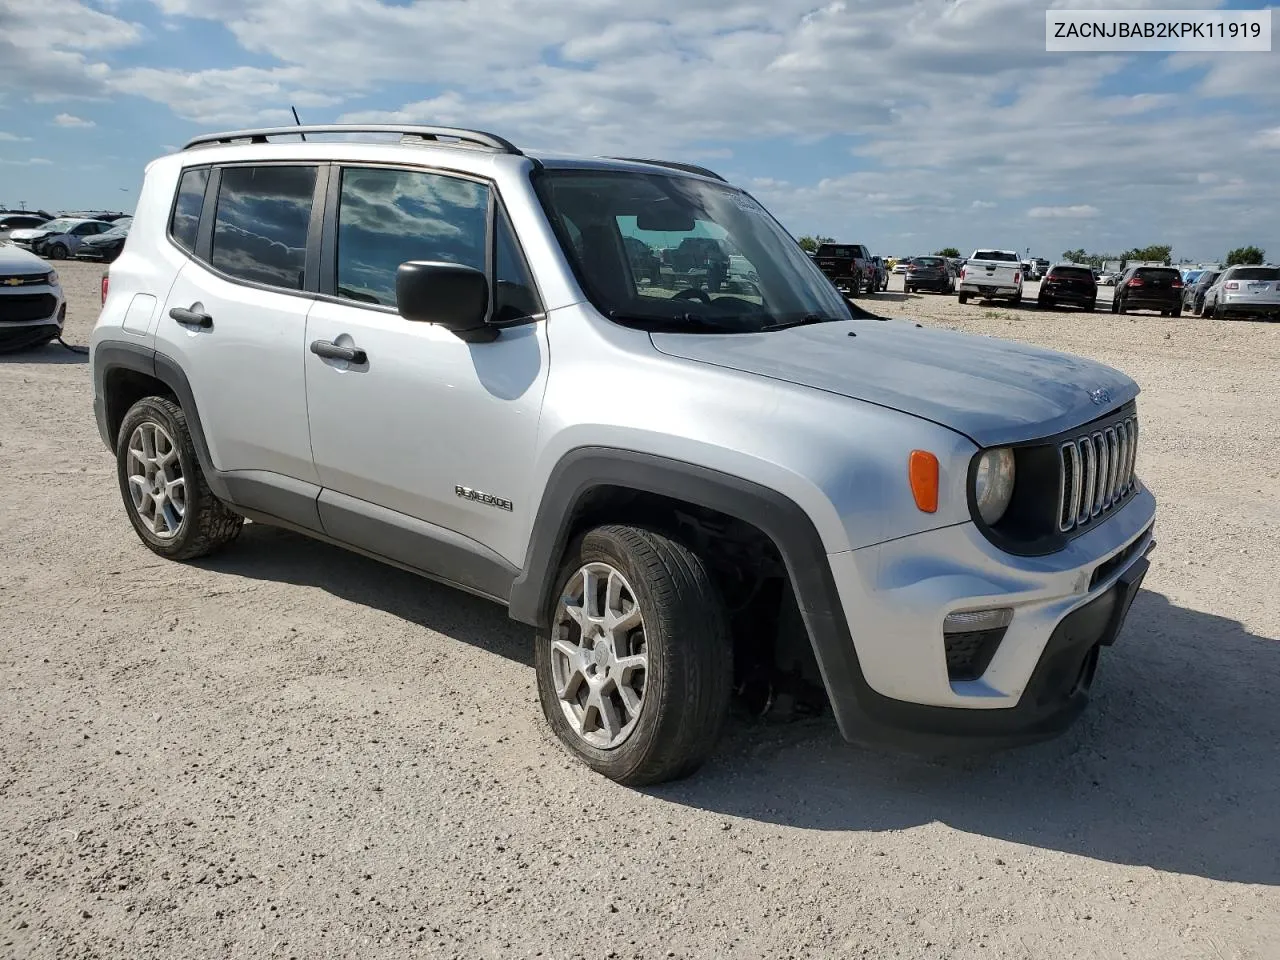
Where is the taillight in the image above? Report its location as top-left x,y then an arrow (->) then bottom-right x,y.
101,273 -> 109,305
1013,271 -> 1021,283
1224,281 -> 1239,290
1172,279 -> 1183,288
959,267 -> 967,279
1128,278 -> 1145,287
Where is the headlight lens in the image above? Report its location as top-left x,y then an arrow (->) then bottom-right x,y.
46,270 -> 59,286
974,448 -> 1016,525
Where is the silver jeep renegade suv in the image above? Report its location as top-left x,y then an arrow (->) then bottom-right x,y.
90,125 -> 1156,785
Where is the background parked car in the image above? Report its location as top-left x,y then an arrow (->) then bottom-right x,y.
622,236 -> 662,284
9,217 -> 114,259
74,219 -> 132,264
870,256 -> 889,291
34,219 -> 121,260
1111,264 -> 1184,317
1200,265 -> 1280,321
0,213 -> 50,242
1038,262 -> 1098,311
904,256 -> 956,294
1185,269 -> 1221,315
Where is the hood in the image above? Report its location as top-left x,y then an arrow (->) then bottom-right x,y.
7,228 -> 53,241
650,317 -> 1138,448
0,243 -> 53,275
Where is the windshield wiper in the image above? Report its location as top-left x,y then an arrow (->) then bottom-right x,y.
765,313 -> 848,330
607,309 -> 751,333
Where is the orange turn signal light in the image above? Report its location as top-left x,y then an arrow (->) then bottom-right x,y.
909,450 -> 939,513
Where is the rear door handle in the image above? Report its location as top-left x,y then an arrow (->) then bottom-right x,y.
310,339 -> 367,364
170,305 -> 213,328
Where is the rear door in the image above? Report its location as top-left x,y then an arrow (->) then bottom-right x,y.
154,162 -> 325,524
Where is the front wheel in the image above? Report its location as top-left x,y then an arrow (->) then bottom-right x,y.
116,397 -> 244,561
48,243 -> 68,260
535,524 -> 732,786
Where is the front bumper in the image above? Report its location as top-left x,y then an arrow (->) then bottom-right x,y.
818,486 -> 1156,748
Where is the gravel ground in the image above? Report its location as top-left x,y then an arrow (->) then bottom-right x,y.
2,261 -> 1277,960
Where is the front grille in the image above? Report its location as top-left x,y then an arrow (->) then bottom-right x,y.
1057,414 -> 1139,533
0,293 -> 58,323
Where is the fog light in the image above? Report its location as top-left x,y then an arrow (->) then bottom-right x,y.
943,607 -> 1013,633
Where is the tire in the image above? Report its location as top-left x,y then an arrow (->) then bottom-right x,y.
1172,306 -> 1182,318
535,524 -> 732,787
48,243 -> 68,260
1038,296 -> 1051,308
958,293 -> 969,304
905,285 -> 914,294
1086,303 -> 1096,312
116,396 -> 244,561
1213,302 -> 1226,321
1117,297 -> 1127,315
1010,291 -> 1022,304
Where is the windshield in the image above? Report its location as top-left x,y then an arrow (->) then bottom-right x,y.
534,169 -> 852,333
1231,267 -> 1280,281
39,219 -> 76,233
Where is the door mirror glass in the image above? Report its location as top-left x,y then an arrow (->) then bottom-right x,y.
396,261 -> 489,330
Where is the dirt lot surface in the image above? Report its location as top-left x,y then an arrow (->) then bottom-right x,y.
2,261 -> 1278,960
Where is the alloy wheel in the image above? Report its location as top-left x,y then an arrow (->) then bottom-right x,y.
125,421 -> 186,539
551,562 -> 648,749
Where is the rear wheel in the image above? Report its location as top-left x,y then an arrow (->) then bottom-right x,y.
1010,291 -> 1022,304
1172,305 -> 1182,318
958,292 -> 969,304
1213,302 -> 1227,321
116,397 -> 244,561
535,524 -> 732,786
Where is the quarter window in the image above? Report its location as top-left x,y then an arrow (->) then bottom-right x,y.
210,165 -> 317,290
170,167 -> 208,252
335,166 -> 487,307
494,205 -> 541,322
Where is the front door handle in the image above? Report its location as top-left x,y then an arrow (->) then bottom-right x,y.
310,339 -> 367,364
170,305 -> 213,328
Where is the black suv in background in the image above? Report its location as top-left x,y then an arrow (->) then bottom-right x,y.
1111,265 -> 1184,316
904,256 -> 955,294
1037,263 -> 1098,311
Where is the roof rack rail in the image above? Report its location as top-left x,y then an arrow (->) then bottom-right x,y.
608,157 -> 727,182
182,124 -> 523,155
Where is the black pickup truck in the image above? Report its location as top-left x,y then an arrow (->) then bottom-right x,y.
814,242 -> 875,296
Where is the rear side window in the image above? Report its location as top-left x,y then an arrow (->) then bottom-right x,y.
211,165 -> 317,290
335,166 -> 487,306
170,167 -> 209,252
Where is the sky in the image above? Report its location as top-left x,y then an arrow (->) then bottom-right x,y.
0,0 -> 1276,262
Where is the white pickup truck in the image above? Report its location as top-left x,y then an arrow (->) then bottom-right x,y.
957,249 -> 1024,304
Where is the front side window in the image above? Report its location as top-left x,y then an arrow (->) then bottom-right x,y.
335,166 -> 487,307
535,170 -> 850,333
170,168 -> 208,251
210,165 -> 317,290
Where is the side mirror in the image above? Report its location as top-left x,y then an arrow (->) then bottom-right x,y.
396,261 -> 489,331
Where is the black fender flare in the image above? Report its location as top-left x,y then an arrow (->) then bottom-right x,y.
507,447 -> 878,738
93,340 -> 229,500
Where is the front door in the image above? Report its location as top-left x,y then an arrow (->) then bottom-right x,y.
304,164 -> 548,572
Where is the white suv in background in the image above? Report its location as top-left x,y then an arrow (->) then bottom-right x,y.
90,124 -> 1157,785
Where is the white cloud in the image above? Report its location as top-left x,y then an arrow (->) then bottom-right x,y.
52,113 -> 95,128
971,200 -> 997,210
0,158 -> 54,166
0,132 -> 32,142
1028,205 -> 1100,220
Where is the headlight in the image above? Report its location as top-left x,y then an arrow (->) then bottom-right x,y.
46,270 -> 59,286
974,447 -> 1016,525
